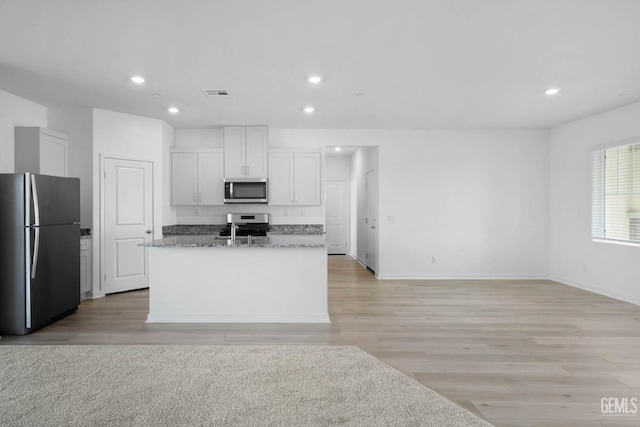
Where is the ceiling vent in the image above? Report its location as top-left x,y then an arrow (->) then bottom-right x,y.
203,89 -> 229,97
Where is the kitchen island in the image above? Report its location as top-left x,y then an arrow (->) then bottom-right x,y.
142,235 -> 329,323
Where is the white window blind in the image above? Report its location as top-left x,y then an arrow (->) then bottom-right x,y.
592,142 -> 640,244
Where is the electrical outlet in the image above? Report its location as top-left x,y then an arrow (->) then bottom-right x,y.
432,256 -> 437,263
583,264 -> 588,272
301,209 -> 306,216
284,209 -> 289,216
195,208 -> 201,216
388,215 -> 395,222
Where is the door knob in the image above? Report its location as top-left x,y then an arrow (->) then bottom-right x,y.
146,230 -> 152,234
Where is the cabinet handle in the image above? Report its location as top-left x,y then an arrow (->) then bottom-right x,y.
242,165 -> 245,175
246,165 -> 250,176
194,193 -> 197,203
294,193 -> 298,202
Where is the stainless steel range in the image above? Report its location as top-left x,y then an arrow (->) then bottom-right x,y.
219,213 -> 270,237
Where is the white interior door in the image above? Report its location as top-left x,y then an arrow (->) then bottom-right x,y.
366,169 -> 378,273
104,158 -> 153,294
325,179 -> 348,255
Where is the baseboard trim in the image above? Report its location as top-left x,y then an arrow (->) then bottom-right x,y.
376,273 -> 548,280
146,313 -> 331,324
549,275 -> 640,306
351,254 -> 367,269
86,291 -> 105,299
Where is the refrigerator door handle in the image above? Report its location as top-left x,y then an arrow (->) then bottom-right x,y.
31,227 -> 40,279
31,175 -> 40,227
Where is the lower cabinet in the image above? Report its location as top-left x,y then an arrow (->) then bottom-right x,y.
80,237 -> 92,298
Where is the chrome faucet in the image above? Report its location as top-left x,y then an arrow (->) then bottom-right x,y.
230,222 -> 239,243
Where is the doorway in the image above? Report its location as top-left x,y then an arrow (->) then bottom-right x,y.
325,179 -> 349,255
365,168 -> 378,274
325,146 -> 378,276
101,157 -> 154,294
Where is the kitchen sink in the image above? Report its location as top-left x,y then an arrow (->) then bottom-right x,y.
210,236 -> 264,244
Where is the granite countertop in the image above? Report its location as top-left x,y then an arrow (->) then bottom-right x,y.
142,234 -> 325,248
162,224 -> 324,236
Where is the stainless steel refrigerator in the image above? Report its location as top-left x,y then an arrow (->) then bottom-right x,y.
0,173 -> 80,335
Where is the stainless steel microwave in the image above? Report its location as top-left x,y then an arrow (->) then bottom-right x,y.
224,178 -> 268,204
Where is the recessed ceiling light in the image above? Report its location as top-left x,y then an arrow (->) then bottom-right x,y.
334,147 -> 342,152
131,76 -> 145,84
544,88 -> 561,95
304,106 -> 315,113
308,76 -> 322,84
168,107 -> 179,114
152,94 -> 161,98
355,93 -> 366,97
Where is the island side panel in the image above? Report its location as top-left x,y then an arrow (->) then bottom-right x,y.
147,246 -> 329,323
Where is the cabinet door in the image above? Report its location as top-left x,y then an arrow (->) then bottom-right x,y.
80,248 -> 91,294
39,133 -> 68,177
223,126 -> 246,178
294,152 -> 322,205
80,237 -> 92,296
171,152 -> 198,205
268,152 -> 295,205
245,126 -> 268,178
198,152 -> 224,205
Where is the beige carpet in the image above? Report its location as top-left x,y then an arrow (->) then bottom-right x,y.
0,345 -> 492,426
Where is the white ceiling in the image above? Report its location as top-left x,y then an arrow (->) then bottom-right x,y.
1,0 -> 639,129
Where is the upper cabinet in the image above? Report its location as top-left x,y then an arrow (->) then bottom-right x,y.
15,127 -> 69,177
294,152 -> 322,205
171,150 -> 224,205
223,126 -> 268,178
268,151 -> 321,206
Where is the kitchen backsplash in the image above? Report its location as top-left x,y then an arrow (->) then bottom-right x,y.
162,224 -> 226,236
173,205 -> 325,226
163,224 -> 324,236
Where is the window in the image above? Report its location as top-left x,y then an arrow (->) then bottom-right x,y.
592,142 -> 640,244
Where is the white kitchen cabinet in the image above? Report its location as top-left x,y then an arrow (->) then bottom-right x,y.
15,127 -> 69,177
268,151 -> 321,206
294,152 -> 322,205
80,237 -> 92,298
268,152 -> 294,205
223,126 -> 268,178
171,150 -> 224,205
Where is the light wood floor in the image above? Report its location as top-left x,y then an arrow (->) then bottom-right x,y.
2,256 -> 639,426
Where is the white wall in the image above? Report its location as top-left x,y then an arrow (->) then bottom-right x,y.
325,154 -> 352,180
174,128 -> 223,149
549,101 -> 640,305
272,129 -> 550,279
162,121 -> 176,227
92,108 -> 173,297
48,107 -> 93,228
0,89 -> 47,173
